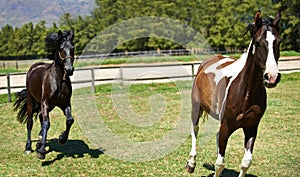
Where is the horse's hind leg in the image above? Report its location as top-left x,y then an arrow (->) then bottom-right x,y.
58,105 -> 74,144
25,117 -> 33,154
25,96 -> 34,154
238,126 -> 258,177
186,99 -> 203,173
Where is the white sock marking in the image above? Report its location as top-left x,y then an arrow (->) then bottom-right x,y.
241,148 -> 252,168
189,124 -> 197,157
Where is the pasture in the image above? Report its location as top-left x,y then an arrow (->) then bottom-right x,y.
0,72 -> 299,176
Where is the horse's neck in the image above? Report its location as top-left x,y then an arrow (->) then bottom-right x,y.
51,57 -> 65,82
242,52 -> 263,91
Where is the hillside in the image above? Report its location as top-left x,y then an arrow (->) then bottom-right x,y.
0,0 -> 95,27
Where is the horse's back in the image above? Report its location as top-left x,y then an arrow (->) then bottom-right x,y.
196,55 -> 236,74
26,62 -> 52,102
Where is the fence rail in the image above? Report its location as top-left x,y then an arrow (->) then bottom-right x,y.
1,59 -> 300,103
0,62 -> 201,102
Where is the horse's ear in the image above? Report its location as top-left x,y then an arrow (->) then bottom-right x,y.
57,30 -> 63,40
70,28 -> 74,41
254,10 -> 262,29
273,11 -> 281,30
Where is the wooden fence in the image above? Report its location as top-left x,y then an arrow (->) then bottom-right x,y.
0,62 -> 200,103
1,59 -> 300,103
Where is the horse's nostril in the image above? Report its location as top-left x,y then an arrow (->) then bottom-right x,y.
264,73 -> 269,80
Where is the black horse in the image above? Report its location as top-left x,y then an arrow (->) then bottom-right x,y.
14,29 -> 75,159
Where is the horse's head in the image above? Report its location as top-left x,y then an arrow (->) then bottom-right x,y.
45,29 -> 75,76
248,10 -> 281,88
57,29 -> 75,76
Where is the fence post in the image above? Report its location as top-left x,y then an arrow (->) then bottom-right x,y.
119,66 -> 124,86
91,68 -> 95,93
6,73 -> 11,102
15,59 -> 18,70
191,63 -> 195,79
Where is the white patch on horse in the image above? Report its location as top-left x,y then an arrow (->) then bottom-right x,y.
214,152 -> 225,177
217,41 -> 253,120
265,31 -> 279,77
216,153 -> 224,165
252,45 -> 255,54
189,124 -> 197,157
204,44 -> 251,120
204,58 -> 235,85
241,148 -> 252,168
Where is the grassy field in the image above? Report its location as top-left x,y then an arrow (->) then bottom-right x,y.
0,73 -> 299,176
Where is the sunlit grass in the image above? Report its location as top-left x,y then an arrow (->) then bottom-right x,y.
0,73 -> 299,176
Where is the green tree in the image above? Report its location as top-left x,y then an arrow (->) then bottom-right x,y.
274,0 -> 300,51
0,25 -> 15,56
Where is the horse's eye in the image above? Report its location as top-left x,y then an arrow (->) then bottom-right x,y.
276,39 -> 281,45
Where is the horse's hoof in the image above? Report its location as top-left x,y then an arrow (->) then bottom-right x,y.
186,162 -> 195,173
36,152 -> 45,159
24,150 -> 32,155
58,133 -> 68,144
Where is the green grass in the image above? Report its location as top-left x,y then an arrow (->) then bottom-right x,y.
280,50 -> 300,56
0,73 -> 299,176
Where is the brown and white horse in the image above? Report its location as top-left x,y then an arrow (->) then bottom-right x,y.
186,10 -> 281,177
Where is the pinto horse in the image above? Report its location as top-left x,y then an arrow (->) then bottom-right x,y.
14,29 -> 75,159
186,11 -> 281,177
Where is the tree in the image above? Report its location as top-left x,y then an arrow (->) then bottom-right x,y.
273,0 -> 300,51
0,0 -> 298,57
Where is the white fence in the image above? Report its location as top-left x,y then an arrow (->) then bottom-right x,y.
1,58 -> 300,103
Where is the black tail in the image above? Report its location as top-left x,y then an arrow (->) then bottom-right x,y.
13,89 -> 39,124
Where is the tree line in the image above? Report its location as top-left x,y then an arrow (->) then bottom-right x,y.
0,0 -> 299,59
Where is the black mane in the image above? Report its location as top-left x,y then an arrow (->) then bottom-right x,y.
244,17 -> 275,37
45,30 -> 73,60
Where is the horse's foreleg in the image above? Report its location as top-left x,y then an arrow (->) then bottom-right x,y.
238,126 -> 258,177
59,106 -> 74,144
38,114 -> 50,140
36,102 -> 50,159
214,124 -> 231,177
186,101 -> 202,173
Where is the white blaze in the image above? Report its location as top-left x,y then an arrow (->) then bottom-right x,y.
265,31 -> 279,77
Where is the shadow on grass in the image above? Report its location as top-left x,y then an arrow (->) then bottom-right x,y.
202,163 -> 258,177
42,139 -> 104,166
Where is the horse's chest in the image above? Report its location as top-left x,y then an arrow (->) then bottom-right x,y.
49,82 -> 71,101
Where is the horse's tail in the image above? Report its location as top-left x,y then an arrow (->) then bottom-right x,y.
201,111 -> 209,123
13,89 -> 39,124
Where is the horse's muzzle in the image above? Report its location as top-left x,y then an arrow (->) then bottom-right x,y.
64,66 -> 74,76
263,73 -> 281,88
64,58 -> 74,76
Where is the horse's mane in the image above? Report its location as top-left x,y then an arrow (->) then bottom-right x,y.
45,30 -> 72,60
243,17 -> 275,37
